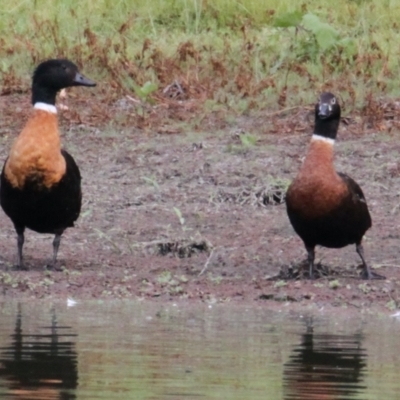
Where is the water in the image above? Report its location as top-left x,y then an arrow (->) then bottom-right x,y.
0,301 -> 398,399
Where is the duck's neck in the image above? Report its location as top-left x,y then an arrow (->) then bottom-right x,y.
34,102 -> 57,114
314,117 -> 340,140
301,134 -> 335,173
310,134 -> 335,147
31,84 -> 57,107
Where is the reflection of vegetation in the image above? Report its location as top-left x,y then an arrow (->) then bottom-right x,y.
75,302 -> 290,399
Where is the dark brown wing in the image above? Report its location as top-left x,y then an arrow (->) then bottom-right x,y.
338,172 -> 368,206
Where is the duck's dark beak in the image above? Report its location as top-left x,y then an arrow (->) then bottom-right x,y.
318,103 -> 331,119
73,72 -> 96,87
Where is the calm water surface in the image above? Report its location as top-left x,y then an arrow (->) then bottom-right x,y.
0,300 -> 398,399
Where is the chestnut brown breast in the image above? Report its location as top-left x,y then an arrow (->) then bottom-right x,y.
4,109 -> 66,189
286,139 -> 347,218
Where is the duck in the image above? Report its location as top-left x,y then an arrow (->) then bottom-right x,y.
285,92 -> 384,280
0,59 -> 96,270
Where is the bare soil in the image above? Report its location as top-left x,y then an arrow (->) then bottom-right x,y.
0,91 -> 400,312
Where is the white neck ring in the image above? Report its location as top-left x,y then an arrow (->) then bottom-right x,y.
311,134 -> 335,145
34,102 -> 57,114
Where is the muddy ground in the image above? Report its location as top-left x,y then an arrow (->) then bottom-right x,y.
0,90 -> 400,311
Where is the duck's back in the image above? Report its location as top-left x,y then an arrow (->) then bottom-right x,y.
0,149 -> 81,234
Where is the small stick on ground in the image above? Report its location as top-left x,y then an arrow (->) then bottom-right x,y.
198,248 -> 215,276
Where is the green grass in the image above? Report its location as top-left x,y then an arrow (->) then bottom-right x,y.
1,0 -> 400,118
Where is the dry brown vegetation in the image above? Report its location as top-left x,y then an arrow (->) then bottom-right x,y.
2,1 -> 400,134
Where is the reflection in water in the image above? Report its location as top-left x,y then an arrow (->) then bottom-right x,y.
0,305 -> 78,400
0,302 -> 398,399
284,319 -> 367,400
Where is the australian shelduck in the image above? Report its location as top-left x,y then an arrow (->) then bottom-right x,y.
0,59 -> 96,270
285,92 -> 384,280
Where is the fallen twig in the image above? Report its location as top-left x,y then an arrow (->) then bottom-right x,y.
198,248 -> 215,276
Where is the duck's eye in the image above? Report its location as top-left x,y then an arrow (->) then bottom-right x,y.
331,97 -> 336,104
61,64 -> 67,71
